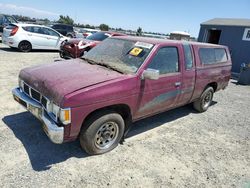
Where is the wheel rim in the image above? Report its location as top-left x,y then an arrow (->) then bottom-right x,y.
94,121 -> 119,150
202,91 -> 212,108
20,42 -> 31,52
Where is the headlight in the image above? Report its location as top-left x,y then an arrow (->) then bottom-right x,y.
19,78 -> 24,90
47,102 -> 71,125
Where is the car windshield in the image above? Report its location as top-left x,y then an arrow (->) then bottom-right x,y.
82,38 -> 154,74
86,32 -> 110,41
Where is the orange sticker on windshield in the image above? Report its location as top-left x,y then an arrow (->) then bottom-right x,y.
129,47 -> 143,56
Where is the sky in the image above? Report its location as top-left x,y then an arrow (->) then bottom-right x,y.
0,0 -> 249,37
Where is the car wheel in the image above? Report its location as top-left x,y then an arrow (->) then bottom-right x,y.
193,87 -> 214,112
59,51 -> 65,58
80,111 -> 125,155
18,41 -> 32,52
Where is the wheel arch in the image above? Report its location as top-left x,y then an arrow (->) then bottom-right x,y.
81,104 -> 133,134
206,82 -> 217,92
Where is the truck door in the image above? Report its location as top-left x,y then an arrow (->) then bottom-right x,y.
135,44 -> 183,118
177,43 -> 196,106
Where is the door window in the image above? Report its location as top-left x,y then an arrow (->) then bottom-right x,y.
23,26 -> 45,35
148,47 -> 179,74
42,28 -> 59,37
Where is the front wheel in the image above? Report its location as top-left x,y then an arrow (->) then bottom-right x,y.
193,87 -> 214,112
59,51 -> 65,59
80,111 -> 125,155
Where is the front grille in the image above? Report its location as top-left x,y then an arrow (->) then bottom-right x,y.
23,83 -> 29,95
20,81 -> 58,123
31,88 -> 41,102
41,96 -> 47,108
22,82 -> 42,103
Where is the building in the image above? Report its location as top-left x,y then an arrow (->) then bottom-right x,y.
198,18 -> 250,74
170,31 -> 190,41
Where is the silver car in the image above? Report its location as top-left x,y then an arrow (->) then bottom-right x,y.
2,23 -> 68,52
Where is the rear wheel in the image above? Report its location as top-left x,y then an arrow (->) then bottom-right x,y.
80,111 -> 125,155
18,41 -> 32,52
193,87 -> 214,112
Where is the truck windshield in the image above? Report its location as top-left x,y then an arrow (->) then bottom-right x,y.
82,38 -> 154,74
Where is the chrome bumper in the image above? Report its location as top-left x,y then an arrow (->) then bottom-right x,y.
12,88 -> 64,144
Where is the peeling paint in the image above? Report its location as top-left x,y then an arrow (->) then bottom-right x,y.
139,88 -> 193,113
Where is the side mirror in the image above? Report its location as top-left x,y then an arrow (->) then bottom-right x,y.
142,68 -> 160,80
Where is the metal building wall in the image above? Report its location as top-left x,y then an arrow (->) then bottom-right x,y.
198,25 -> 250,73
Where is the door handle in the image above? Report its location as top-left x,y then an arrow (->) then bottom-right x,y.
175,82 -> 181,87
28,34 -> 32,36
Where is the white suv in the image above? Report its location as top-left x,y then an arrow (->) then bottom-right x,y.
2,23 -> 68,52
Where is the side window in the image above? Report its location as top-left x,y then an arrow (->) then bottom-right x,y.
43,28 -> 59,37
22,26 -> 33,32
148,47 -> 179,74
215,48 -> 227,62
36,27 -> 45,35
183,44 -> 193,70
199,48 -> 228,64
27,26 -> 44,34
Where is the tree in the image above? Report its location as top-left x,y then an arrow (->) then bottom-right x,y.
58,15 -> 74,25
136,27 -> 143,36
99,24 -> 109,31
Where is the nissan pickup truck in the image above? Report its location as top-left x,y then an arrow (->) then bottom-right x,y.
12,36 -> 232,155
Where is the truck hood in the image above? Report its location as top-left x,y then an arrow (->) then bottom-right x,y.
19,59 -> 125,105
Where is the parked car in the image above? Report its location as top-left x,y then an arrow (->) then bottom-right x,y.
2,23 -> 68,52
0,14 -> 18,39
50,23 -> 75,38
12,36 -> 232,155
59,31 -> 126,59
75,27 -> 100,38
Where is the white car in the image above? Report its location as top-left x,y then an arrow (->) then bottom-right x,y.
2,23 -> 68,52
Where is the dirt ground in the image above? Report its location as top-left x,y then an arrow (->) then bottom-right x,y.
0,42 -> 249,188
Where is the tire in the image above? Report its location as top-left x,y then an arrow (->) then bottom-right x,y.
59,51 -> 65,59
18,41 -> 32,52
80,111 -> 125,155
193,87 -> 214,112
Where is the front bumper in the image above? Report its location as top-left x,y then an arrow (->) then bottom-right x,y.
12,88 -> 64,144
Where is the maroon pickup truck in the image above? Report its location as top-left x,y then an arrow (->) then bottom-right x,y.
12,36 -> 231,155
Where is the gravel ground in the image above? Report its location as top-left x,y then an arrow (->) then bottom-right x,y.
0,42 -> 249,188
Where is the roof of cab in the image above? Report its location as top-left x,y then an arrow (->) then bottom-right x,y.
113,35 -> 226,48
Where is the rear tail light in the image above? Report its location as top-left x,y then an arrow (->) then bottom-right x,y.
83,33 -> 88,37
10,26 -> 19,36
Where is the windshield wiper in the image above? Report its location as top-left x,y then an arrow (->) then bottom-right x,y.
82,57 -> 124,74
81,57 -> 98,65
97,62 -> 125,74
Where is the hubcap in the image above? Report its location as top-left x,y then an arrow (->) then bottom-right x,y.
95,122 -> 119,149
202,91 -> 212,108
20,42 -> 30,51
